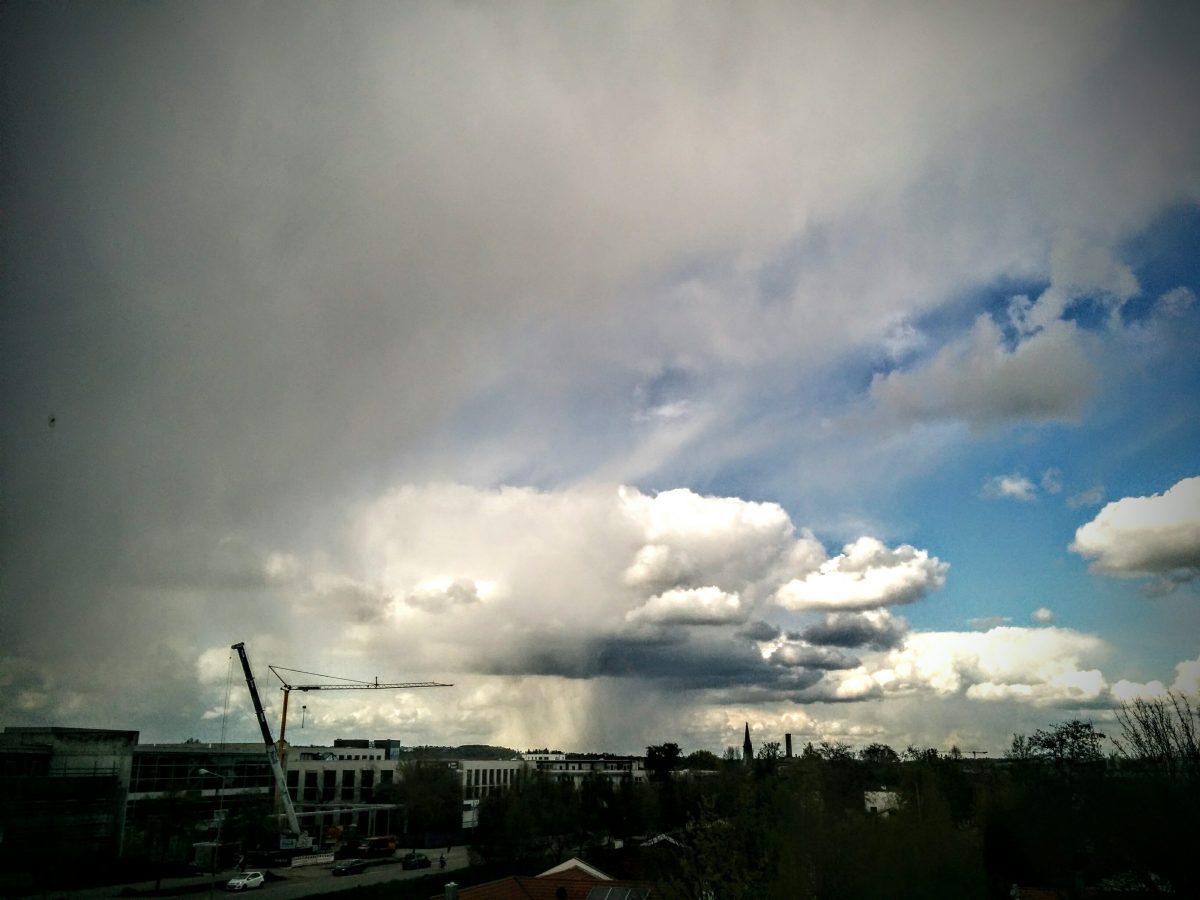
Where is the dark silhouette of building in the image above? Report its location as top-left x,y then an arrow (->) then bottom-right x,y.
743,723 -> 753,764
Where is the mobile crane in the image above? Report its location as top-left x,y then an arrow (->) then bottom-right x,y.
231,642 -> 311,848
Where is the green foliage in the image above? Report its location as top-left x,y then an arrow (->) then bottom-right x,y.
475,769 -> 618,864
122,789 -> 205,889
468,714 -> 1200,896
683,749 -> 721,770
816,740 -> 854,761
655,752 -> 986,899
902,745 -> 940,763
859,742 -> 900,765
376,761 -> 461,835
646,742 -> 683,781
1030,720 -> 1105,763
1007,720 -> 1105,765
1005,733 -> 1033,760
756,741 -> 782,761
220,797 -> 276,850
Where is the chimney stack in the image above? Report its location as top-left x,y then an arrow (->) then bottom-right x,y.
785,733 -> 793,758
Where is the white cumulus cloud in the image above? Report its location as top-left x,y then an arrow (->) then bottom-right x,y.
625,586 -> 745,627
1172,655 -> 1200,696
1070,476 -> 1200,579
983,473 -> 1039,502
819,626 -> 1109,707
773,537 -> 948,612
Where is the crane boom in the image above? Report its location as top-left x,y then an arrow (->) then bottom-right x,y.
284,681 -> 452,691
267,665 -> 451,752
231,642 -> 304,839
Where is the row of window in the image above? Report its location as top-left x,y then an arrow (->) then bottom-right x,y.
464,766 -> 520,788
129,754 -> 272,794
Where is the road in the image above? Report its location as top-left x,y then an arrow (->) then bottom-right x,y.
61,847 -> 470,900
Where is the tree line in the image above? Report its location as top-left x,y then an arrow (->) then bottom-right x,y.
473,693 -> 1199,899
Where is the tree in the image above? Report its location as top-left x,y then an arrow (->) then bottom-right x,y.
1113,692 -> 1199,780
859,743 -> 900,765
756,741 -> 782,761
646,742 -> 683,781
1005,733 -> 1034,761
817,740 -> 854,761
1006,722 -> 1105,764
684,749 -> 721,770
376,761 -> 461,838
904,745 -> 940,763
1110,693 -> 1200,896
1031,720 -> 1105,763
123,789 -> 203,889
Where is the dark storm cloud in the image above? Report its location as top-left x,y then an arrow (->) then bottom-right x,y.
737,620 -> 781,642
797,612 -> 909,650
481,631 -> 826,693
769,644 -> 861,671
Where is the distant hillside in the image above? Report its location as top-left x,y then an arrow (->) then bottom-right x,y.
396,744 -> 521,760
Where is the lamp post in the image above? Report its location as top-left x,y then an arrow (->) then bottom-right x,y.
198,769 -> 228,900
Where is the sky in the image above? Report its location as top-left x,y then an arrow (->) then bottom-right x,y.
2,1 -> 1198,758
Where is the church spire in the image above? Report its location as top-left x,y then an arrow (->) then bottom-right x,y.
743,722 -> 753,764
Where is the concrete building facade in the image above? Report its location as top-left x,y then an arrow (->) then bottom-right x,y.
0,726 -> 138,872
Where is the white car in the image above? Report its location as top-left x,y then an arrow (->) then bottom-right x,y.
225,871 -> 265,891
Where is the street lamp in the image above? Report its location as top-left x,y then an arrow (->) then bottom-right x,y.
197,769 -> 228,900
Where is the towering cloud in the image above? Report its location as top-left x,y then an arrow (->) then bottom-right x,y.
2,1 -> 1197,753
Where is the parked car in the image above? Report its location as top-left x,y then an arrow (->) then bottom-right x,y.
332,858 -> 367,876
401,852 -> 432,870
225,871 -> 265,891
333,856 -> 397,876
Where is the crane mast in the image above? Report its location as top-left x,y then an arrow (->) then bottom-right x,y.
231,642 -> 305,841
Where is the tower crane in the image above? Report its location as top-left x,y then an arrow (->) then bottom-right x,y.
267,665 -> 453,764
232,643 -> 452,848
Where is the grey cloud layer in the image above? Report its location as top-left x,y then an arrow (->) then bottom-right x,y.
797,611 -> 909,651
3,1 -> 1199,748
